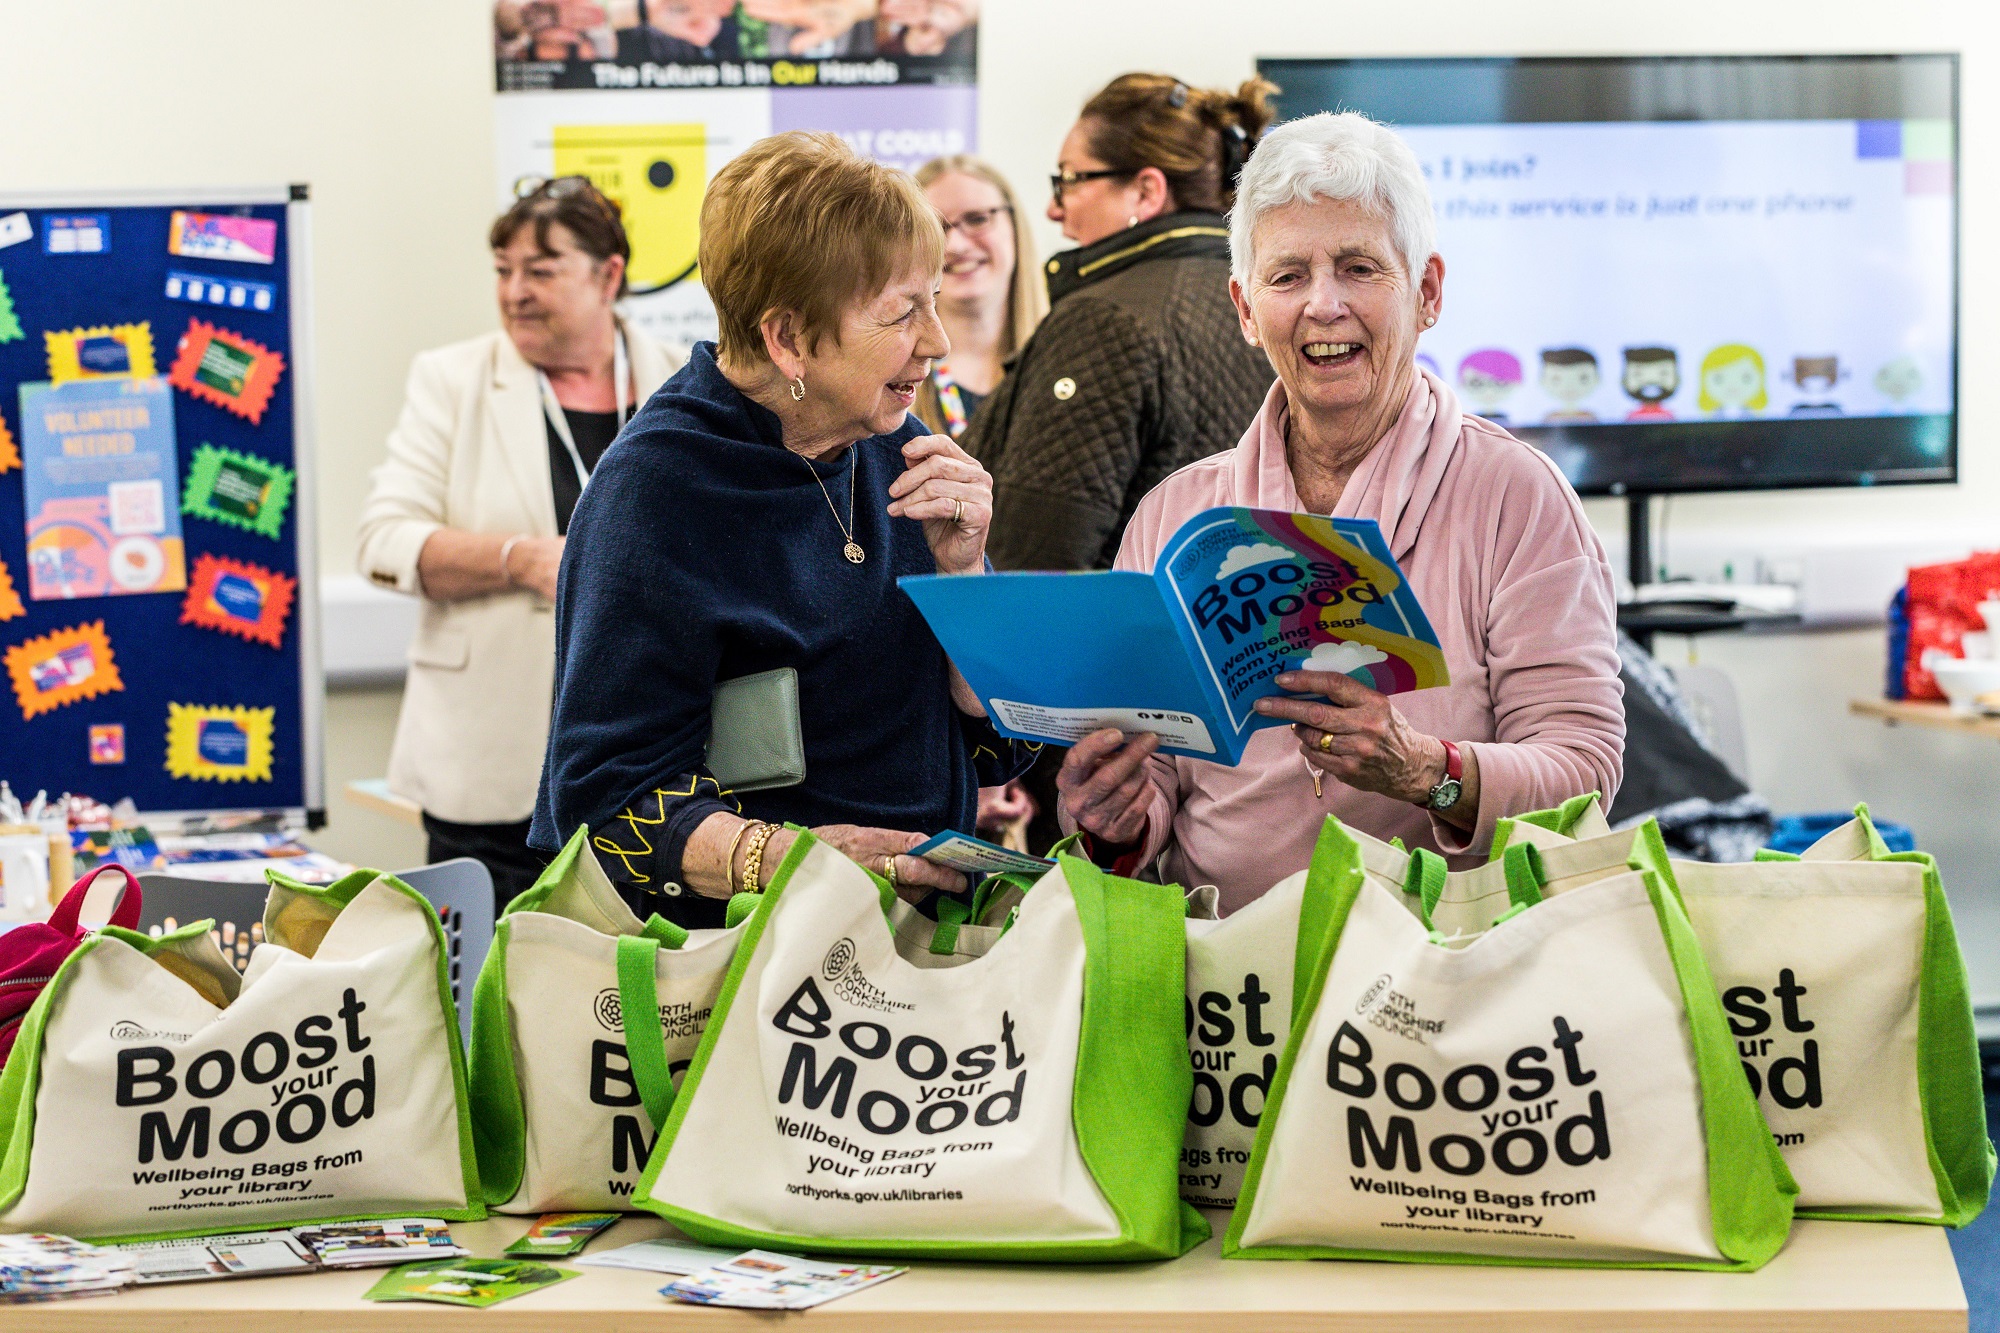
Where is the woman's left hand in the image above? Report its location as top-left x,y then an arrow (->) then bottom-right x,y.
888,433 -> 992,576
1253,669 -> 1446,804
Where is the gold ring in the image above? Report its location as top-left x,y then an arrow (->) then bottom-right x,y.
952,499 -> 966,525
1316,732 -> 1335,754
884,855 -> 900,889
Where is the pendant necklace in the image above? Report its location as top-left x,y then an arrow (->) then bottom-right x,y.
801,451 -> 865,564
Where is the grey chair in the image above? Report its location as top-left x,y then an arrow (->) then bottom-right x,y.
137,858 -> 496,1048
392,857 -> 497,1047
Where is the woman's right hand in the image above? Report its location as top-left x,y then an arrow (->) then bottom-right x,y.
1056,729 -> 1161,848
761,825 -> 969,903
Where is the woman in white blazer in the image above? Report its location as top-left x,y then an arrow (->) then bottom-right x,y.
358,178 -> 683,911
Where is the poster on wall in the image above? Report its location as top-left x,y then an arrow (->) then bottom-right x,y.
493,1 -> 977,347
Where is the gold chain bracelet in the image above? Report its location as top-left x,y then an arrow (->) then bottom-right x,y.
741,822 -> 779,894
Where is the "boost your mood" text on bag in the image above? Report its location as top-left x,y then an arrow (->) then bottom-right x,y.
1227,817 -> 1795,1269
632,830 -> 1206,1261
0,867 -> 483,1240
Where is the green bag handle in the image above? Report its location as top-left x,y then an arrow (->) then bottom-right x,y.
929,894 -> 971,955
724,891 -> 762,929
1401,847 -> 1449,929
615,935 -> 676,1132
641,913 -> 689,948
1502,841 -> 1546,911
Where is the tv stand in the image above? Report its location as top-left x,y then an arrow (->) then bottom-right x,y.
1616,494 -> 1800,650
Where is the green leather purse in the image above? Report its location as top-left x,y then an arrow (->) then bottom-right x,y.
705,667 -> 806,792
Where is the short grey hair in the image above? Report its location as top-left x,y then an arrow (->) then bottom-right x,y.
1228,111 -> 1437,285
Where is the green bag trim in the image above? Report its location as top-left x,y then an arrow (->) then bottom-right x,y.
1403,847 -> 1448,928
1501,842 -> 1545,911
635,831 -> 1208,1261
1753,849 -> 1801,862
0,876 -> 489,1239
616,936 -> 676,1131
1225,817 -> 1796,1270
1864,847 -> 1992,1227
724,892 -> 762,929
1487,791 -> 1604,859
500,825 -> 590,919
468,915 -> 525,1204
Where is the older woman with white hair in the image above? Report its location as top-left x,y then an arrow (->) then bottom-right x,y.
1056,111 -> 1625,912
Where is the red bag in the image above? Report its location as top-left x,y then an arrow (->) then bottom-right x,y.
0,866 -> 142,1064
1903,553 -> 2000,701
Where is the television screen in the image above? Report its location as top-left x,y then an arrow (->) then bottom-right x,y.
1259,55 -> 1958,496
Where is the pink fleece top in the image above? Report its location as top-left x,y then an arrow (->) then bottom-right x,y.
1105,370 -> 1624,914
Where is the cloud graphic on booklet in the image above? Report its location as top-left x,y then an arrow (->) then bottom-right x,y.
1296,640 -> 1389,678
1214,541 -> 1293,580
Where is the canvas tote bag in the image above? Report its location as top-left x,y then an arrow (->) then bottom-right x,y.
1513,807 -> 1991,1225
1182,875 -> 1302,1210
469,827 -> 757,1214
1227,817 -> 1794,1269
0,867 -> 483,1240
633,830 -> 1206,1261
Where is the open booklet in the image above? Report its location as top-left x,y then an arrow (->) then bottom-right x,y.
901,508 -> 1448,764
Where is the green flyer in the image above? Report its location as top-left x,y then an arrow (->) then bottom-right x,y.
504,1213 -> 620,1257
182,442 -> 294,539
364,1258 -> 579,1308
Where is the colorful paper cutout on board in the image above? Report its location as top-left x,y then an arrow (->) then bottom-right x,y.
165,702 -> 274,782
20,378 -> 187,599
0,269 -> 21,343
167,318 -> 285,424
0,406 -> 17,473
45,322 -> 156,384
0,557 -> 22,621
89,723 -> 125,765
182,444 -> 294,539
4,622 -> 123,720
181,553 -> 296,648
165,269 -> 276,314
167,211 -> 277,265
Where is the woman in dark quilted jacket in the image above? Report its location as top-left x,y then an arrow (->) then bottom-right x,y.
963,72 -> 1279,574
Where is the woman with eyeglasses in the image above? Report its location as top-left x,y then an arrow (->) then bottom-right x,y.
911,156 -> 1047,440
357,176 -> 683,914
961,72 -> 1279,574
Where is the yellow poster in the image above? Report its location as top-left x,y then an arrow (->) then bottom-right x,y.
553,123 -> 706,293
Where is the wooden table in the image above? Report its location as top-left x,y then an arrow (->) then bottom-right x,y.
1850,697 -> 2000,741
342,778 -> 423,828
2,1212 -> 1965,1331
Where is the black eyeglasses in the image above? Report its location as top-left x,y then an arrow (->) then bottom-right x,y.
940,206 -> 1012,236
1049,168 -> 1127,204
513,174 -> 596,200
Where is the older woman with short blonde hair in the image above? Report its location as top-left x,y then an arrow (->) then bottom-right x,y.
1059,112 -> 1625,912
532,131 -> 1035,926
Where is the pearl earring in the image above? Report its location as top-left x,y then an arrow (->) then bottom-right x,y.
1127,215 -> 1138,228
1424,315 -> 1436,327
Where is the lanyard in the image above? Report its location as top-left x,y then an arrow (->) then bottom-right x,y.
932,361 -> 969,437
538,328 -> 630,493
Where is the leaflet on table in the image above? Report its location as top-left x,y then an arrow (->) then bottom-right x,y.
909,831 -> 1053,876
19,377 -> 187,600
662,1250 -> 905,1310
106,1218 -> 464,1283
900,508 -> 1448,764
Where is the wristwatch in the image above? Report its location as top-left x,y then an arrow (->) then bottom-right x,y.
1420,740 -> 1463,811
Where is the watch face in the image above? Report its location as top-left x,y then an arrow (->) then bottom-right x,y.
1427,778 -> 1463,811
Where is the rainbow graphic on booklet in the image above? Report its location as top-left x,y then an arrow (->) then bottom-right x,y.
900,508 -> 1448,766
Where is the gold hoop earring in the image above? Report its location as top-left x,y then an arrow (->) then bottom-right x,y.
789,376 -> 806,401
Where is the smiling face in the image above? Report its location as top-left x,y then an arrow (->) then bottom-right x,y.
493,221 -> 622,369
1704,357 -> 1763,411
794,256 -> 951,442
925,171 -> 1015,313
1541,359 -> 1599,406
1230,196 -> 1441,431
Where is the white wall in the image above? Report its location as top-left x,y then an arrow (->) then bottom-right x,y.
3,1 -> 1996,976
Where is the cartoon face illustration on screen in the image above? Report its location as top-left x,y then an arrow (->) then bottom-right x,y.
1620,347 -> 1679,422
1874,355 -> 1924,408
1697,344 -> 1768,416
1456,349 -> 1522,423
1786,355 -> 1846,417
1539,348 -> 1599,423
